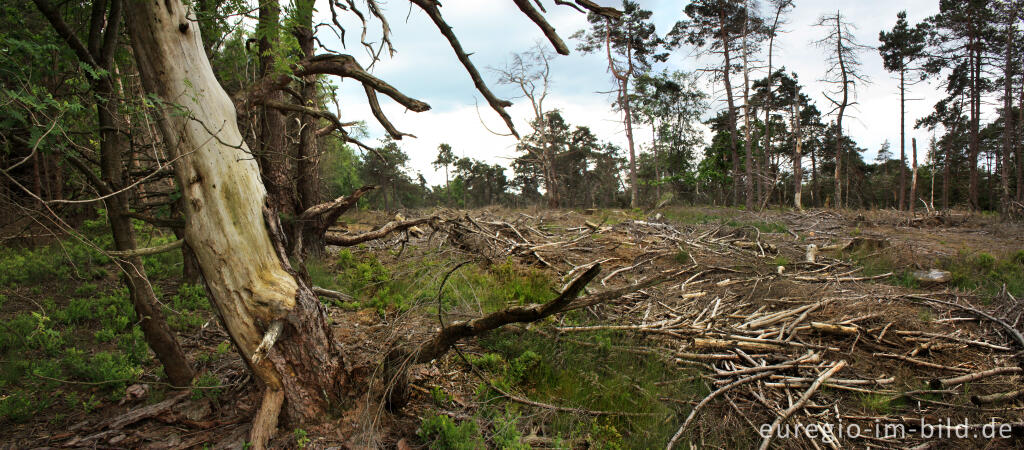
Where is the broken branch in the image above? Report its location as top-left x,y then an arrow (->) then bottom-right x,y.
413,264 -> 601,364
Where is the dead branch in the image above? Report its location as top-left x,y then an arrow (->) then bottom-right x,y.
873,352 -> 970,373
312,286 -> 356,303
666,371 -> 775,449
972,389 -> 1024,405
568,0 -> 623,18
123,211 -> 185,229
299,185 -> 376,221
105,239 -> 183,258
325,217 -> 437,246
512,0 -> 569,55
363,85 -> 413,139
250,387 -> 284,450
757,361 -> 847,450
251,320 -> 284,365
409,0 -> 519,137
412,264 -> 601,364
931,366 -> 1024,389
903,294 -> 1024,352
299,54 -> 430,112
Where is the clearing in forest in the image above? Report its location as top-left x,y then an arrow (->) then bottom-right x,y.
2,206 -> 1023,448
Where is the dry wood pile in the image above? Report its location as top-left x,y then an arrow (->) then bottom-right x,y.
56,209 -> 1022,448
426,210 -> 1024,448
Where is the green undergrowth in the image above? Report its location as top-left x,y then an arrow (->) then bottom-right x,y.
308,250 -> 553,315
661,207 -> 787,234
848,247 -> 1024,299
0,209 -> 202,425
0,286 -> 145,423
0,210 -> 183,288
941,250 -> 1024,299
417,323 -> 711,449
0,281 -> 209,424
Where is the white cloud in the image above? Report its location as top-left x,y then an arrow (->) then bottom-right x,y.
319,0 -> 963,186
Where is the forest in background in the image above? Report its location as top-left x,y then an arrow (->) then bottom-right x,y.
4,1 -> 1024,217
2,0 -> 1024,448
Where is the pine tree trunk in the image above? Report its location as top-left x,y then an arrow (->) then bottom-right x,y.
793,94 -> 802,210
98,79 -> 195,386
621,76 -> 639,209
719,17 -> 741,207
910,138 -> 918,214
1017,82 -> 1023,202
811,147 -> 818,207
1001,20 -> 1014,213
899,69 -> 906,211
741,8 -> 755,210
257,0 -> 292,218
943,134 -> 952,210
125,4 -> 347,447
968,32 -> 981,210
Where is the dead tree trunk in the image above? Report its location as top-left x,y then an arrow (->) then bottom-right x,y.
125,4 -> 347,446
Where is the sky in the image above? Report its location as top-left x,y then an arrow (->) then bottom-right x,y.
320,0 -> 950,187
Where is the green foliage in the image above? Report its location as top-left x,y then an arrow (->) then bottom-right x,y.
430,386 -> 452,407
191,373 -> 223,401
942,250 -> 1024,298
724,219 -> 788,234
0,281 -> 159,422
165,283 -> 210,332
0,389 -> 51,423
141,235 -> 184,279
490,409 -> 530,450
859,393 -> 905,415
310,252 -> 554,315
0,238 -> 109,286
73,283 -> 98,297
476,327 -> 704,448
293,428 -> 310,449
417,414 -> 485,450
63,348 -> 142,395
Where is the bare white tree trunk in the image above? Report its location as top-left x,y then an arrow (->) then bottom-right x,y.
125,3 -> 345,448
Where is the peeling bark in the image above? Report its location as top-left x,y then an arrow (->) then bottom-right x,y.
124,3 -> 346,439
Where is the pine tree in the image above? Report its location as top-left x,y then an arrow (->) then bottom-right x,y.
574,1 -> 666,208
879,11 -> 927,211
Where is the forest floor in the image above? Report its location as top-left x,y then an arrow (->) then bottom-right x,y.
2,206 -> 1023,449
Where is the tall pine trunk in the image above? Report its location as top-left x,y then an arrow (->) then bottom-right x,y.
793,92 -> 803,210
899,69 -> 906,211
741,5 -> 755,210
720,19 -> 740,207
1001,19 -> 1014,213
910,137 -> 918,214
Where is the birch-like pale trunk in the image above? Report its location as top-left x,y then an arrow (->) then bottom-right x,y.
125,3 -> 346,447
